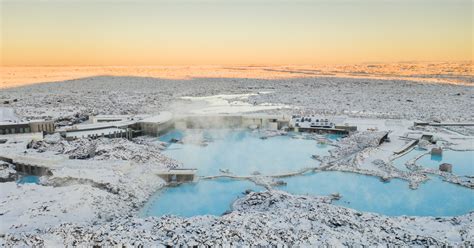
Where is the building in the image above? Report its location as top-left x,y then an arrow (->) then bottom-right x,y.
60,112 -> 174,139
289,115 -> 335,129
90,115 -> 131,123
57,120 -> 136,140
288,115 -> 356,134
0,120 -> 54,135
29,120 -> 55,133
63,127 -> 134,140
138,112 -> 174,136
90,114 -> 150,124
0,122 -> 30,134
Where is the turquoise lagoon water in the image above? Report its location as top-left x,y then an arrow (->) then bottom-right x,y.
144,129 -> 474,217
142,178 -> 262,217
417,150 -> 474,176
161,129 -> 330,176
16,175 -> 40,184
277,171 -> 474,216
392,147 -> 428,171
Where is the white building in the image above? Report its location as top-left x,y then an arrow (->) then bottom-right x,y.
289,115 -> 335,129
138,112 -> 174,136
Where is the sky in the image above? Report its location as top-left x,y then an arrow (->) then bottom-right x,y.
0,0 -> 472,66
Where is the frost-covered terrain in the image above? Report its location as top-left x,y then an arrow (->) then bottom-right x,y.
1,71 -> 473,246
0,161 -> 17,182
0,134 -> 180,237
30,134 -> 175,164
1,75 -> 473,123
3,191 -> 473,247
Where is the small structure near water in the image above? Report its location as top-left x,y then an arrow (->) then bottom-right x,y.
421,134 -> 435,144
157,168 -> 197,183
289,115 -> 357,135
431,147 -> 443,156
439,163 -> 453,173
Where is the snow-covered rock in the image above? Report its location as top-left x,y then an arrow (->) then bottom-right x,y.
0,161 -> 17,182
2,191 -> 472,247
29,135 -> 181,167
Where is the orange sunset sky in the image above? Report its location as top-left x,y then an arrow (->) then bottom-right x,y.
1,0 -> 472,66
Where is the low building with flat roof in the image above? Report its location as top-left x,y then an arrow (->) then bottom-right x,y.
64,127 -> 132,140
138,112 -> 174,136
0,120 -> 54,135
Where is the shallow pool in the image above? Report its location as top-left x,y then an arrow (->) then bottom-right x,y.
161,129 -> 330,176
142,178 -> 262,217
16,175 -> 40,184
277,171 -> 474,216
392,147 -> 428,171
416,150 -> 474,176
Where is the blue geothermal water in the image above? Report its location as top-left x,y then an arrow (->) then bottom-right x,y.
417,150 -> 473,176
161,129 -> 330,176
277,171 -> 474,216
142,178 -> 262,217
392,147 -> 428,171
144,130 -> 474,217
16,175 -> 40,184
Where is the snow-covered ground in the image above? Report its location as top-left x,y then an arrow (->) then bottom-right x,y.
0,108 -> 19,122
3,191 -> 473,247
0,134 -> 180,236
1,74 -> 472,122
179,93 -> 290,114
0,71 -> 473,246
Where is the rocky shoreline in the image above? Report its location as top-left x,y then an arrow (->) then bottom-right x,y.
3,191 -> 473,247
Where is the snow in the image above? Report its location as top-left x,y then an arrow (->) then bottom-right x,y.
140,111 -> 173,123
1,74 -> 472,123
0,68 -> 473,246
0,147 -> 175,235
0,161 -> 17,182
2,191 -> 472,246
179,93 -> 290,115
1,114 -> 472,245
0,182 -> 111,234
29,135 -> 180,166
0,107 -> 19,122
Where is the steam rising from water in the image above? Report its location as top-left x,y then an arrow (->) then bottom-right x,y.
161,129 -> 329,176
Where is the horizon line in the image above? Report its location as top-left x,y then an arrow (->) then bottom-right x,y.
1,60 -> 472,67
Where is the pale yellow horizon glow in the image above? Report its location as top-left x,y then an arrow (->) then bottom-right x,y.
1,0 -> 472,66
